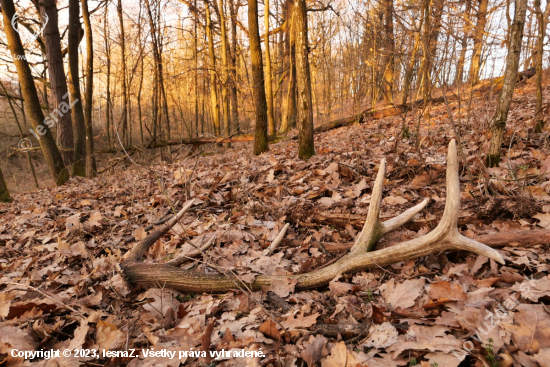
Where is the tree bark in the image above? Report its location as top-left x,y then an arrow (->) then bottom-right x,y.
204,0 -> 221,136
80,0 -> 96,177
294,0 -> 314,159
117,0 -> 129,145
455,0 -> 472,84
0,167 -> 11,203
39,0 -> 75,169
534,0 -> 550,133
265,0 -> 276,135
229,0 -> 240,134
486,0 -> 527,167
279,0 -> 296,135
248,0 -> 269,155
68,0 -> 86,177
468,0 -> 489,85
104,6 -> 112,147
381,0 -> 395,104
218,0 -> 232,147
1,0 -> 68,186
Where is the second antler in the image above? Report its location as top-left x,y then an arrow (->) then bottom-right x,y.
119,140 -> 504,293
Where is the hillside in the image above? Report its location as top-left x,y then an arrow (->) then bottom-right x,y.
1,79 -> 550,367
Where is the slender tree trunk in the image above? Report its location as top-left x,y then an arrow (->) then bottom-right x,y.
382,0 -> 395,104
455,0 -> 472,84
420,0 -> 431,105
1,0 -> 68,185
468,0 -> 489,85
0,80 -> 39,188
218,0 -> 231,146
117,0 -> 129,144
294,0 -> 314,159
486,0 -> 527,167
104,7 -> 112,147
265,0 -> 276,135
68,0 -> 86,177
534,0 -> 550,133
249,0 -> 269,155
280,0 -> 296,135
39,0 -> 75,168
81,0 -> 96,177
205,0 -> 221,136
195,0 -> 200,137
401,25 -> 422,105
229,0 -> 240,134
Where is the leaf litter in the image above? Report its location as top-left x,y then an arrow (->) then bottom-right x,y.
1,81 -> 550,366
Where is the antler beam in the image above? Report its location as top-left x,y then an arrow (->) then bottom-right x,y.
119,140 -> 504,293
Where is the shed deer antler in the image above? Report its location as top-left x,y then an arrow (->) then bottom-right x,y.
119,140 -> 504,293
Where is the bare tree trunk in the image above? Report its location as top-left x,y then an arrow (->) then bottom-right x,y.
1,0 -> 68,185
534,0 -> 550,133
39,0 -> 75,169
104,6 -> 112,147
0,80 -> 39,188
68,0 -> 86,177
117,0 -> 129,144
294,0 -> 314,159
420,0 -> 431,105
205,0 -> 221,136
81,0 -> 96,177
195,0 -> 200,137
279,0 -> 296,135
218,0 -> 232,146
468,0 -> 489,85
265,0 -> 276,135
486,0 -> 527,167
455,0 -> 472,84
248,0 -> 269,155
382,0 -> 395,104
401,25 -> 422,105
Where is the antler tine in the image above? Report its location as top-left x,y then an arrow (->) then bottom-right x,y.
352,139 -> 504,265
350,159 -> 430,253
126,199 -> 196,262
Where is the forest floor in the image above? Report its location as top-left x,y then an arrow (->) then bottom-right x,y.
1,78 -> 550,367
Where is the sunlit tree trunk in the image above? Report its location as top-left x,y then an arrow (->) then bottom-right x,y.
117,0 -> 129,144
218,0 -> 231,146
265,0 -> 276,135
294,0 -> 314,159
534,0 -> 550,133
205,0 -> 221,136
455,0 -> 472,84
81,0 -> 96,177
468,0 -> 489,85
104,6 -> 112,147
229,0 -> 240,134
195,0 -> 200,137
249,0 -> 269,154
279,0 -> 296,135
381,0 -> 395,104
1,0 -> 68,185
68,0 -> 86,177
487,0 -> 527,167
